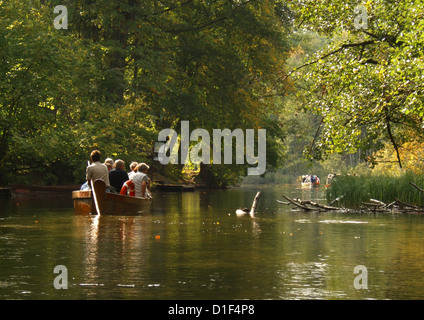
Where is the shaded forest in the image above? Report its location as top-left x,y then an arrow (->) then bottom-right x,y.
1,0 -> 424,187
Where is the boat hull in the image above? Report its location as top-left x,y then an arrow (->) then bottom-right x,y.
10,184 -> 81,197
301,182 -> 320,188
72,190 -> 151,216
155,184 -> 195,192
301,175 -> 320,188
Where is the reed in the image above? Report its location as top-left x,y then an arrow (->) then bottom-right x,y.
326,172 -> 424,208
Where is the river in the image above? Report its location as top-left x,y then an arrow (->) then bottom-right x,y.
1,184 -> 424,300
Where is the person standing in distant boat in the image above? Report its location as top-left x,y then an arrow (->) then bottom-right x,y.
80,150 -> 111,191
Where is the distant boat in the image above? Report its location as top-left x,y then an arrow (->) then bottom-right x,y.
154,183 -> 195,192
301,175 -> 320,188
325,173 -> 339,188
72,179 -> 151,216
10,184 -> 80,197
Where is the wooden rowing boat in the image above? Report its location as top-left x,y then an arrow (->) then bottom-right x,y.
72,179 -> 151,216
301,181 -> 320,188
301,175 -> 320,188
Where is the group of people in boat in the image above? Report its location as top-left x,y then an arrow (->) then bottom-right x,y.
301,174 -> 320,185
80,150 -> 152,199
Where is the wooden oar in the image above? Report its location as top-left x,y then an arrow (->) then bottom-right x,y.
91,179 -> 101,215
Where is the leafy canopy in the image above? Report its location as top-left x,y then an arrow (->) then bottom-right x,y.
0,0 -> 291,186
290,0 -> 424,168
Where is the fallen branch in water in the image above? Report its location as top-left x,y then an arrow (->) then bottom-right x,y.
328,195 -> 344,206
359,183 -> 424,213
370,199 -> 387,207
278,195 -> 350,212
276,200 -> 290,205
281,194 -> 319,211
394,198 -> 420,210
236,191 -> 261,217
360,197 -> 424,213
249,191 -> 261,217
296,199 -> 341,211
278,194 -> 424,214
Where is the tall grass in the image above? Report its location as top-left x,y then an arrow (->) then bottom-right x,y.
326,172 -> 424,208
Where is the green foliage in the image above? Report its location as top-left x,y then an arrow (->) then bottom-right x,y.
290,1 -> 424,167
0,0 -> 291,186
0,1 -> 95,184
327,172 -> 424,208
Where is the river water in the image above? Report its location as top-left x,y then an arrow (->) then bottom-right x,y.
1,184 -> 424,300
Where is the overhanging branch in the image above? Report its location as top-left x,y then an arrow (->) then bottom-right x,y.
262,40 -> 376,98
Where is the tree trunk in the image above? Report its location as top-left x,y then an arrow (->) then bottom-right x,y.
198,163 -> 220,188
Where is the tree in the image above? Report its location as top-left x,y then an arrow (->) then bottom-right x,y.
288,0 -> 424,168
68,0 -> 292,186
0,1 -> 96,184
1,0 -> 292,187
158,0 -> 290,185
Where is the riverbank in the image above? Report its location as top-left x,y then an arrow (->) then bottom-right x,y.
0,186 -> 11,199
0,179 -> 215,199
326,173 -> 424,208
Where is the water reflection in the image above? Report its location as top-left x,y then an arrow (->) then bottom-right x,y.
84,215 -> 100,286
279,261 -> 337,299
72,214 -> 154,296
2,186 -> 424,299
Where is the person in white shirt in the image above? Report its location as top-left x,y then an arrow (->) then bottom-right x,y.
80,150 -> 111,190
131,163 -> 152,198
